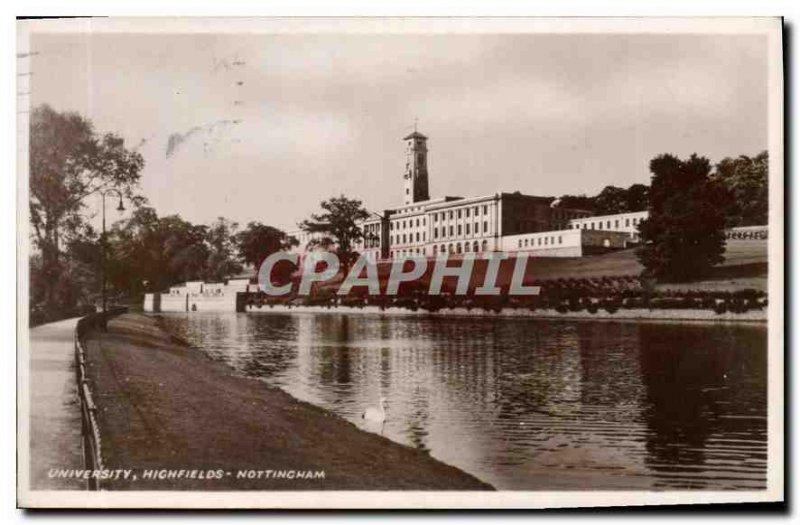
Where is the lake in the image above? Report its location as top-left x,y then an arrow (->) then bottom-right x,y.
158,311 -> 767,490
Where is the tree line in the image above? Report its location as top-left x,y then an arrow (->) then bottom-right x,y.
553,151 -> 767,229
28,105 -> 297,324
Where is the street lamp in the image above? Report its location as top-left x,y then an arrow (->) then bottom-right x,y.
100,189 -> 125,327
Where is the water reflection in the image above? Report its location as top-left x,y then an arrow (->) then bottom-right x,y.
159,312 -> 767,490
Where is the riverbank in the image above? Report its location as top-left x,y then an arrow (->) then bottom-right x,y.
81,313 -> 493,491
246,303 -> 766,324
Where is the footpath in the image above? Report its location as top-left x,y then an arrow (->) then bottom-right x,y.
28,317 -> 85,490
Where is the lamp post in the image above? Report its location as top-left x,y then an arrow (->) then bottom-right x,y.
100,189 -> 125,327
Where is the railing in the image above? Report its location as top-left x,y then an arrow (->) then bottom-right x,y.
725,225 -> 768,240
73,307 -> 128,490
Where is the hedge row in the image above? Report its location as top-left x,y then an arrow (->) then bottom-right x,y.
245,291 -> 766,315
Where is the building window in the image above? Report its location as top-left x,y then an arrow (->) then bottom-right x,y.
625,218 -> 630,227
558,236 -> 562,244
457,209 -> 462,219
473,241 -> 479,252
465,242 -> 470,252
481,240 -> 488,252
538,238 -> 541,246
483,205 -> 488,215
448,243 -> 454,254
466,223 -> 470,235
403,234 -> 407,243
440,245 -> 446,254
456,243 -> 462,254
406,188 -> 409,195
416,232 -> 420,242
416,218 -> 420,227
449,226 -> 454,236
449,211 -> 453,220
483,221 -> 488,233
607,221 -> 611,229
615,220 -> 619,228
457,224 -> 462,235
465,208 -> 470,218
434,227 -> 438,239
518,240 -> 522,248
433,214 -> 438,223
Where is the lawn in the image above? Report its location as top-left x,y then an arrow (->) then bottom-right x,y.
528,239 -> 768,292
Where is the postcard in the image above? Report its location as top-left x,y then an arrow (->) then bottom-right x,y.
16,16 -> 784,509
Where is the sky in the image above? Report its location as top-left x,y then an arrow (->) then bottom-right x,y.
25,28 -> 768,231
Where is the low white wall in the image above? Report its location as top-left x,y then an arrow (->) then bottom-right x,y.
186,293 -> 239,312
143,293 -> 159,312
160,294 -> 188,312
502,229 -> 583,257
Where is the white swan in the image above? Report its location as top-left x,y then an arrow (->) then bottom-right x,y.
362,396 -> 387,432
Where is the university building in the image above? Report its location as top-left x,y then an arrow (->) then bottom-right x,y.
289,130 -> 647,260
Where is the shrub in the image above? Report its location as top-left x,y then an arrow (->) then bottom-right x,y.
603,300 -> 620,314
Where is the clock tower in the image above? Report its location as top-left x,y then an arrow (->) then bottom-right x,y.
402,129 -> 430,205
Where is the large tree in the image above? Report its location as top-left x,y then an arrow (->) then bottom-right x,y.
299,195 -> 370,271
625,183 -> 650,212
106,207 -> 210,294
203,217 -> 242,282
554,194 -> 595,213
713,151 -> 768,227
637,154 -> 727,281
234,221 -> 298,268
593,185 -> 628,215
29,104 -> 144,310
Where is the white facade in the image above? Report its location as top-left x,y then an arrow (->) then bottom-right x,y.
568,211 -> 648,240
144,278 -> 252,312
503,228 -> 633,257
422,194 -> 501,257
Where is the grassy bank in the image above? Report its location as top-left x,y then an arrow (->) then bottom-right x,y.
82,313 -> 493,491
528,240 -> 767,292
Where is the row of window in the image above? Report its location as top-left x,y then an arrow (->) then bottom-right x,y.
571,216 -> 642,231
432,204 -> 489,223
437,240 -> 489,254
517,235 -> 563,249
392,231 -> 427,245
391,216 -> 426,231
389,240 -> 491,259
433,221 -> 490,240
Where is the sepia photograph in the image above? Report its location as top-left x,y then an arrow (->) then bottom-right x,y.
15,17 -> 784,509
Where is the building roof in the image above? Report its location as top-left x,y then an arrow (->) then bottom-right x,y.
403,131 -> 428,140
